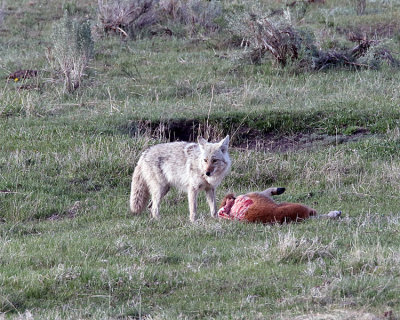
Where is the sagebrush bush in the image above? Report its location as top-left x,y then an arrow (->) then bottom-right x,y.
232,10 -> 399,71
230,10 -> 312,65
49,12 -> 94,93
97,0 -> 159,38
160,0 -> 222,35
96,0 -> 222,38
356,40 -> 399,69
312,38 -> 399,71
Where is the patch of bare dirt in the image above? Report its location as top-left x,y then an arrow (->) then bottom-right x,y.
122,119 -> 209,142
235,128 -> 371,153
122,120 -> 372,153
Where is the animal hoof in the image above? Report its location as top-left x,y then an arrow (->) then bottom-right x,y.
276,187 -> 286,195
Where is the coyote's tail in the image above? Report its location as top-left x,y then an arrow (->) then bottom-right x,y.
129,162 -> 150,214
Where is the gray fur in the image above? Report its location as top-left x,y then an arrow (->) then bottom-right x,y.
130,136 -> 231,221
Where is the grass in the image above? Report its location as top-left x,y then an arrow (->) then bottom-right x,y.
1,0 -> 400,318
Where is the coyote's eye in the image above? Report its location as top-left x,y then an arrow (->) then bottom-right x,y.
204,159 -> 207,162
212,159 -> 217,163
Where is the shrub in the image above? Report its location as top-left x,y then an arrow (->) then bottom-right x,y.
96,0 -> 222,38
49,12 -> 94,93
312,36 -> 399,71
355,40 -> 400,69
232,10 -> 399,71
230,10 -> 313,66
97,0 -> 159,38
160,0 -> 222,36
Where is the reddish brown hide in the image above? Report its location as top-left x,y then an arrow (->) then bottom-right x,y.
219,191 -> 316,224
243,193 -> 316,223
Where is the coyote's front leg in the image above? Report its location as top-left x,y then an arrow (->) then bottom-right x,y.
205,187 -> 217,218
188,187 -> 199,222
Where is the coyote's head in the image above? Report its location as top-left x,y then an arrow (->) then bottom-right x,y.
198,135 -> 231,181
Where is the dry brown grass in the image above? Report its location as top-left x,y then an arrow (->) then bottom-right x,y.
0,1 -> 5,28
96,0 -> 222,38
235,10 -> 303,65
97,0 -> 159,38
48,13 -> 94,93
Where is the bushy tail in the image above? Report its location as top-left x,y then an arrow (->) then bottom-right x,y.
130,163 -> 150,214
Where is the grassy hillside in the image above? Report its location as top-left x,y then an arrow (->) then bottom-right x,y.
1,0 -> 400,318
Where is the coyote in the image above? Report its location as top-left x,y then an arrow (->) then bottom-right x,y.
218,187 -> 341,223
130,136 -> 231,222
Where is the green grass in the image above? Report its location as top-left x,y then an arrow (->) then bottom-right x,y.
1,0 -> 400,318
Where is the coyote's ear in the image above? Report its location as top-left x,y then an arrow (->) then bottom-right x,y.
219,135 -> 229,153
198,137 -> 207,146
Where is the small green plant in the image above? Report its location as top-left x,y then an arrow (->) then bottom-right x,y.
49,12 -> 94,93
62,0 -> 79,15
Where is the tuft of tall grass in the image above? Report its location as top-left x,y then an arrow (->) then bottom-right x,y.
0,0 -> 5,27
270,229 -> 336,263
354,0 -> 367,15
48,12 -> 94,93
0,85 -> 42,117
